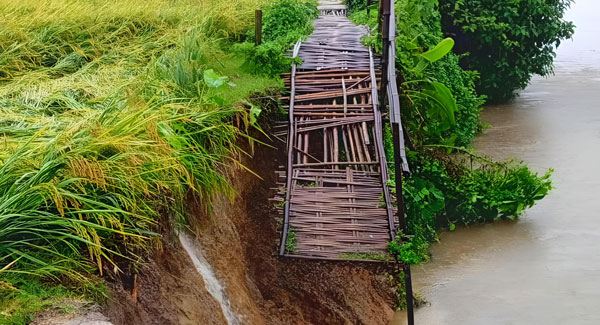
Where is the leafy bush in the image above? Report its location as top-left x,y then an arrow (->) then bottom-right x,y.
260,0 -> 319,43
350,0 -> 484,147
345,0 -> 369,12
236,41 -> 300,77
237,0 -> 319,76
394,0 -> 484,147
349,1 -> 554,266
439,0 -> 575,102
449,163 -> 553,224
389,151 -> 553,264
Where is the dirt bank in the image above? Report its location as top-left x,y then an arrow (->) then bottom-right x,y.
105,105 -> 396,324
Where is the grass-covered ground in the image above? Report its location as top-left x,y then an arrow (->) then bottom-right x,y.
0,0 -> 302,322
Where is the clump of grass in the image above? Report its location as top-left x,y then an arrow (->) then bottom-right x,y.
339,252 -> 392,262
285,230 -> 297,253
0,273 -> 106,324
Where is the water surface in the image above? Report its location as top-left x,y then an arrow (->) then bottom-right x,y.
401,1 -> 600,323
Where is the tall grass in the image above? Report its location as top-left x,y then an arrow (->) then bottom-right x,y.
0,0 -> 278,282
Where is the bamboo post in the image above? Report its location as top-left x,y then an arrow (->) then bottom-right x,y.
379,0 -> 415,322
279,40 -> 302,257
379,0 -> 391,110
255,9 -> 262,46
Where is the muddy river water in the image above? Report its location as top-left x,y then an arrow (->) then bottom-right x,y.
392,1 -> 600,324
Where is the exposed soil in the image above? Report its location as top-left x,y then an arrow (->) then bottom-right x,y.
105,240 -> 228,325
105,98 -> 397,324
32,299 -> 112,325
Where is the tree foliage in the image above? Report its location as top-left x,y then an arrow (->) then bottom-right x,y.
350,0 -> 484,147
439,0 -> 575,102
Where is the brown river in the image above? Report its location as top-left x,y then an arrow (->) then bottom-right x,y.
393,1 -> 600,324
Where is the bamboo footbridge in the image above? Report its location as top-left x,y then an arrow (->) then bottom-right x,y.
277,0 -> 409,260
275,1 -> 415,322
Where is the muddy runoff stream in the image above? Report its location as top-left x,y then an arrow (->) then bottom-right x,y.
392,1 -> 600,324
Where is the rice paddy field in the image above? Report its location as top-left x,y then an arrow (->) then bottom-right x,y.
0,0 -> 282,317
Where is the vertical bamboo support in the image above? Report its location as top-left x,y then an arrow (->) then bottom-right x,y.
255,10 -> 262,46
280,40 -> 302,257
381,0 -> 415,321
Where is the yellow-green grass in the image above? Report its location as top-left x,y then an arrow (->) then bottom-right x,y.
0,0 -> 279,288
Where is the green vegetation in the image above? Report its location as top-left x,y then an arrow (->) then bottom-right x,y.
338,252 -> 393,262
388,151 -> 552,264
345,0 -> 370,13
285,229 -> 297,252
0,0 -> 563,317
439,0 -> 575,102
236,0 -> 320,76
1,281 -> 71,325
0,0 -> 295,320
0,275 -> 106,325
351,0 -> 484,147
348,0 -> 554,268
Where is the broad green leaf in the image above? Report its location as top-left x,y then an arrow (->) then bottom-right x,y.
403,40 -> 419,51
203,69 -> 228,88
421,38 -> 455,63
414,58 -> 429,73
250,104 -> 262,126
423,81 -> 457,127
211,95 -> 225,106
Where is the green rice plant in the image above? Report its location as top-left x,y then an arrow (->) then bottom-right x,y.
0,92 -> 249,279
0,142 -> 142,279
0,0 -> 280,283
0,0 -> 276,82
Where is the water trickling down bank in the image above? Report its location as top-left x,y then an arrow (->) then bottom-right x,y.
178,232 -> 241,325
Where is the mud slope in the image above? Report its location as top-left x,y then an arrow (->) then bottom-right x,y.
107,132 -> 396,324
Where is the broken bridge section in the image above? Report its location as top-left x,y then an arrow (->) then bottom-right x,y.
278,0 -> 397,261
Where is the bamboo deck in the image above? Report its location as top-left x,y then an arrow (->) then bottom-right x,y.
277,1 -> 398,261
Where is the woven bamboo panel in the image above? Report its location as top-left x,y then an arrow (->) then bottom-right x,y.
277,0 -> 397,261
298,3 -> 375,71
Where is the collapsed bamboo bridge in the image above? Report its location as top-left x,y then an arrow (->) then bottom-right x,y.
276,0 -> 405,260
274,1 -> 415,322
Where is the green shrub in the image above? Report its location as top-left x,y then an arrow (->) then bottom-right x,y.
439,0 -> 575,102
350,0 -> 484,147
394,0 -> 484,147
345,0 -> 369,12
449,164 -> 553,224
237,0 -> 319,76
236,41 -> 299,77
389,151 -> 552,264
260,0 -> 319,43
350,1 -> 553,266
